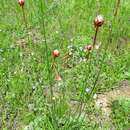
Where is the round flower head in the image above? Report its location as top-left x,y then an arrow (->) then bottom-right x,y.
18,0 -> 24,7
53,50 -> 60,58
85,44 -> 93,51
94,15 -> 104,27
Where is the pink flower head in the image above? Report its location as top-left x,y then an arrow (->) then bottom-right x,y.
18,0 -> 24,7
85,44 -> 93,51
53,50 -> 60,58
94,15 -> 104,27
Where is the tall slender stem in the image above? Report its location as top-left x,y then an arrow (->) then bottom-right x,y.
114,0 -> 120,17
21,6 -> 30,45
89,24 -> 111,98
40,1 -> 53,101
75,26 -> 99,120
93,27 -> 99,47
22,6 -> 27,29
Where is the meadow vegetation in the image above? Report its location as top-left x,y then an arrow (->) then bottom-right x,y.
0,0 -> 130,129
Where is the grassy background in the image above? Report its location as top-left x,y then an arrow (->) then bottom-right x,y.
0,0 -> 130,129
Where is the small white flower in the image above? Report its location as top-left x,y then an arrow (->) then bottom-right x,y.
20,52 -> 23,57
67,45 -> 73,49
52,97 -> 56,100
79,58 -> 83,63
82,58 -> 87,62
32,85 -> 36,90
14,71 -> 17,74
85,88 -> 91,93
95,45 -> 99,49
41,85 -> 44,88
83,49 -> 87,52
28,104 -> 34,111
95,42 -> 101,50
31,52 -> 34,56
39,79 -> 42,83
79,47 -> 83,51
69,52 -> 73,56
93,93 -> 97,99
21,68 -> 23,72
55,31 -> 59,34
70,39 -> 73,42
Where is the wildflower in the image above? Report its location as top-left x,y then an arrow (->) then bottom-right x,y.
85,88 -> 91,93
84,44 -> 93,51
18,0 -> 25,7
93,93 -> 97,99
94,15 -> 104,27
31,52 -> 34,56
82,58 -> 86,62
95,42 -> 101,50
67,45 -> 72,49
52,97 -> 56,100
69,52 -> 73,56
14,71 -> 17,74
32,85 -> 36,90
55,31 -> 59,34
53,50 -> 60,58
79,47 -> 83,51
28,104 -> 34,111
70,39 -> 73,42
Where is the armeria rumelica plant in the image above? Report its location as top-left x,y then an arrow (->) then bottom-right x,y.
52,49 -> 62,81
1,0 -> 130,129
18,0 -> 24,7
93,15 -> 104,47
76,14 -> 104,120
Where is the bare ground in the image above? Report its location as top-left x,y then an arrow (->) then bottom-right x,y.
95,80 -> 130,118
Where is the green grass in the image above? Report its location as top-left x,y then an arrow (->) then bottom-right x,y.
111,97 -> 130,130
0,0 -> 130,129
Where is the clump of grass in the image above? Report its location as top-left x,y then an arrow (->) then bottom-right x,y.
111,97 -> 130,130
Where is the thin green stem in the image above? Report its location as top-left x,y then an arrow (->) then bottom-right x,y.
22,6 -> 28,29
40,1 -> 53,101
114,0 -> 121,18
80,24 -> 112,123
21,6 -> 30,45
89,24 -> 112,98
76,26 -> 99,119
93,27 -> 99,47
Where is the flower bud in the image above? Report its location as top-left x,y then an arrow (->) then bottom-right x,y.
18,0 -> 24,7
53,50 -> 60,58
94,15 -> 104,27
85,45 -> 93,51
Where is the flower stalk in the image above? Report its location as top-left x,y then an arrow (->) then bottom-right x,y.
114,0 -> 121,18
52,50 -> 61,81
76,15 -> 104,119
18,0 -> 27,28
